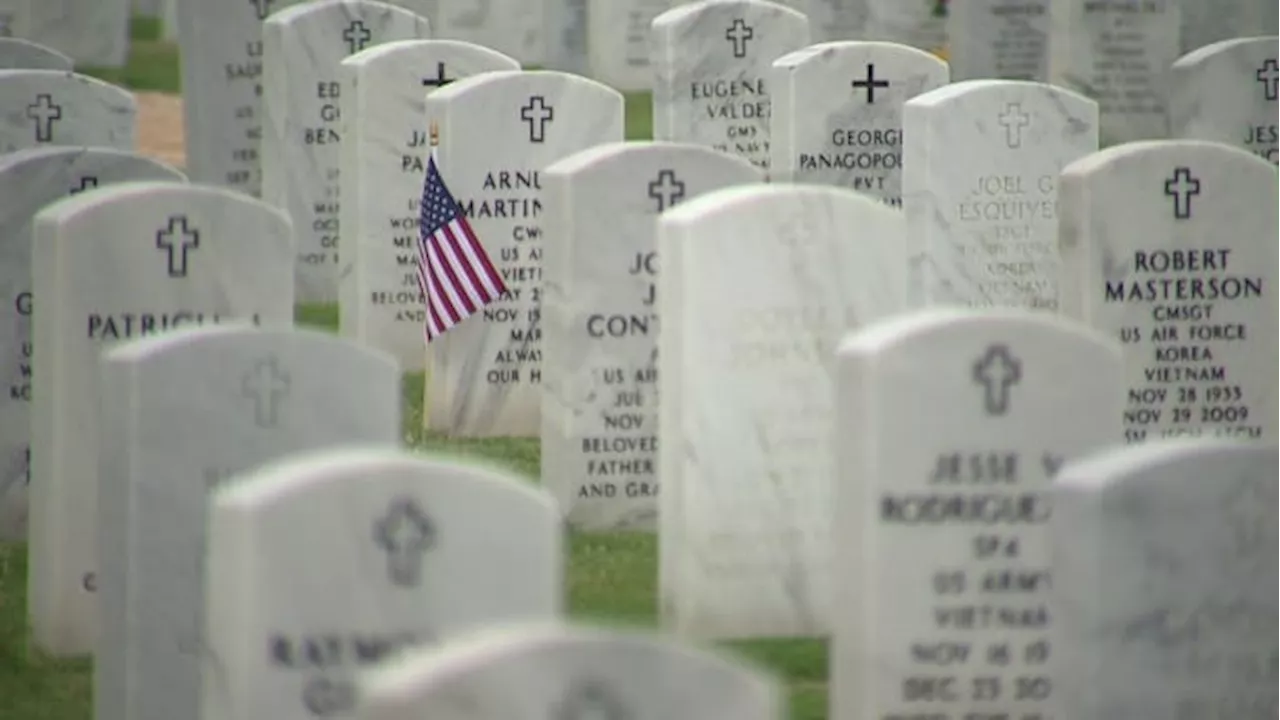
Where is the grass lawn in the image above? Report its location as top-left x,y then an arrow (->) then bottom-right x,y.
0,18 -> 828,719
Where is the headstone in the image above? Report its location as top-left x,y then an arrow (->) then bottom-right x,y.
830,307 -> 1124,720
586,0 -> 672,92
903,79 -> 1098,310
0,148 -> 185,542
171,0 -> 305,197
541,142 -> 762,531
651,0 -> 811,171
0,3 -> 26,38
95,327 -> 400,720
161,0 -> 177,43
134,0 -> 161,17
866,0 -> 948,55
541,0 -> 587,75
339,39 -> 519,373
1048,0 -> 1179,145
946,0 -> 1050,82
0,70 -> 135,153
357,623 -> 784,719
26,0 -> 129,67
0,38 -> 74,70
27,182 -> 294,657
1058,140 -> 1278,445
770,40 -> 949,202
423,70 -> 624,438
201,448 -> 564,720
657,184 -> 905,639
803,0 -> 869,42
434,0 -> 543,65
261,0 -> 431,304
1179,0 -> 1278,54
1051,439 -> 1278,719
1170,36 -> 1278,165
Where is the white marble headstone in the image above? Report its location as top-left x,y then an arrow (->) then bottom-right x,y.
903,79 -> 1098,310
95,327 -> 400,720
657,184 -> 905,639
1052,439 -> 1278,719
357,623 -> 784,719
1171,36 -> 1278,165
0,4 -> 27,38
27,182 -> 294,657
541,141 -> 762,531
586,0 -> 671,92
541,0 -> 588,75
0,38 -> 73,70
866,0 -> 948,55
434,0 -> 543,65
1058,140 -> 1278,445
26,0 -> 129,67
423,70 -> 624,438
1179,0 -> 1278,54
0,147 -> 186,542
0,70 -> 135,153
830,307 -> 1124,720
201,448 -> 564,720
651,0 -> 811,171
339,39 -> 519,372
946,0 -> 1050,82
1048,0 -> 1179,144
172,0 -> 305,196
770,40 -> 949,202
262,0 -> 431,304
802,0 -> 868,42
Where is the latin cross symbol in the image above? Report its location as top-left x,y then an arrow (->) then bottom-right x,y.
1256,58 -> 1278,101
240,357 -> 291,428
26,94 -> 62,143
725,18 -> 753,58
69,176 -> 98,195
520,96 -> 554,143
972,344 -> 1021,416
1163,166 -> 1200,220
553,680 -> 630,720
343,20 -> 372,53
373,498 -> 435,588
155,215 -> 200,278
851,63 -> 890,104
422,61 -> 454,88
998,102 -> 1031,149
249,0 -> 275,20
647,169 -> 685,212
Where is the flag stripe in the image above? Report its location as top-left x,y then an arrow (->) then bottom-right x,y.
435,225 -> 484,310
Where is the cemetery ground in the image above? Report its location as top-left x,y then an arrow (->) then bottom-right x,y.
0,17 -> 827,720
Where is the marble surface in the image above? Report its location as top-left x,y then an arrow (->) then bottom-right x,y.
1058,140 -> 1278,445
651,0 -> 811,171
27,182 -> 294,657
866,0 -> 947,55
262,0 -> 431,303
26,0 -> 129,67
903,79 -> 1098,311
947,0 -> 1050,82
541,0 -> 588,74
770,40 -> 949,201
0,70 -> 135,154
95,327 -> 400,720
541,141 -> 761,531
339,39 -> 518,373
1171,36 -> 1278,165
657,183 -> 906,640
434,0 -> 543,66
0,38 -> 74,70
587,0 -> 672,92
801,0 -> 869,42
201,449 -> 563,720
423,70 -> 624,438
0,148 -> 185,542
1178,0 -> 1278,54
831,307 -> 1124,720
1051,439 -> 1278,719
171,0 -> 306,197
1048,0 -> 1179,145
0,2 -> 28,38
358,624 -> 783,719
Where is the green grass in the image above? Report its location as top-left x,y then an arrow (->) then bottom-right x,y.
0,18 -> 827,720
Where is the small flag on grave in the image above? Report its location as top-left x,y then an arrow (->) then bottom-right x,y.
416,122 -> 507,341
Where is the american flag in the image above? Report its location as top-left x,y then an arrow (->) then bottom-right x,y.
417,151 -> 507,341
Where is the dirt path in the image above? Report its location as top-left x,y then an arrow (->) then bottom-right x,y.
135,91 -> 185,170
